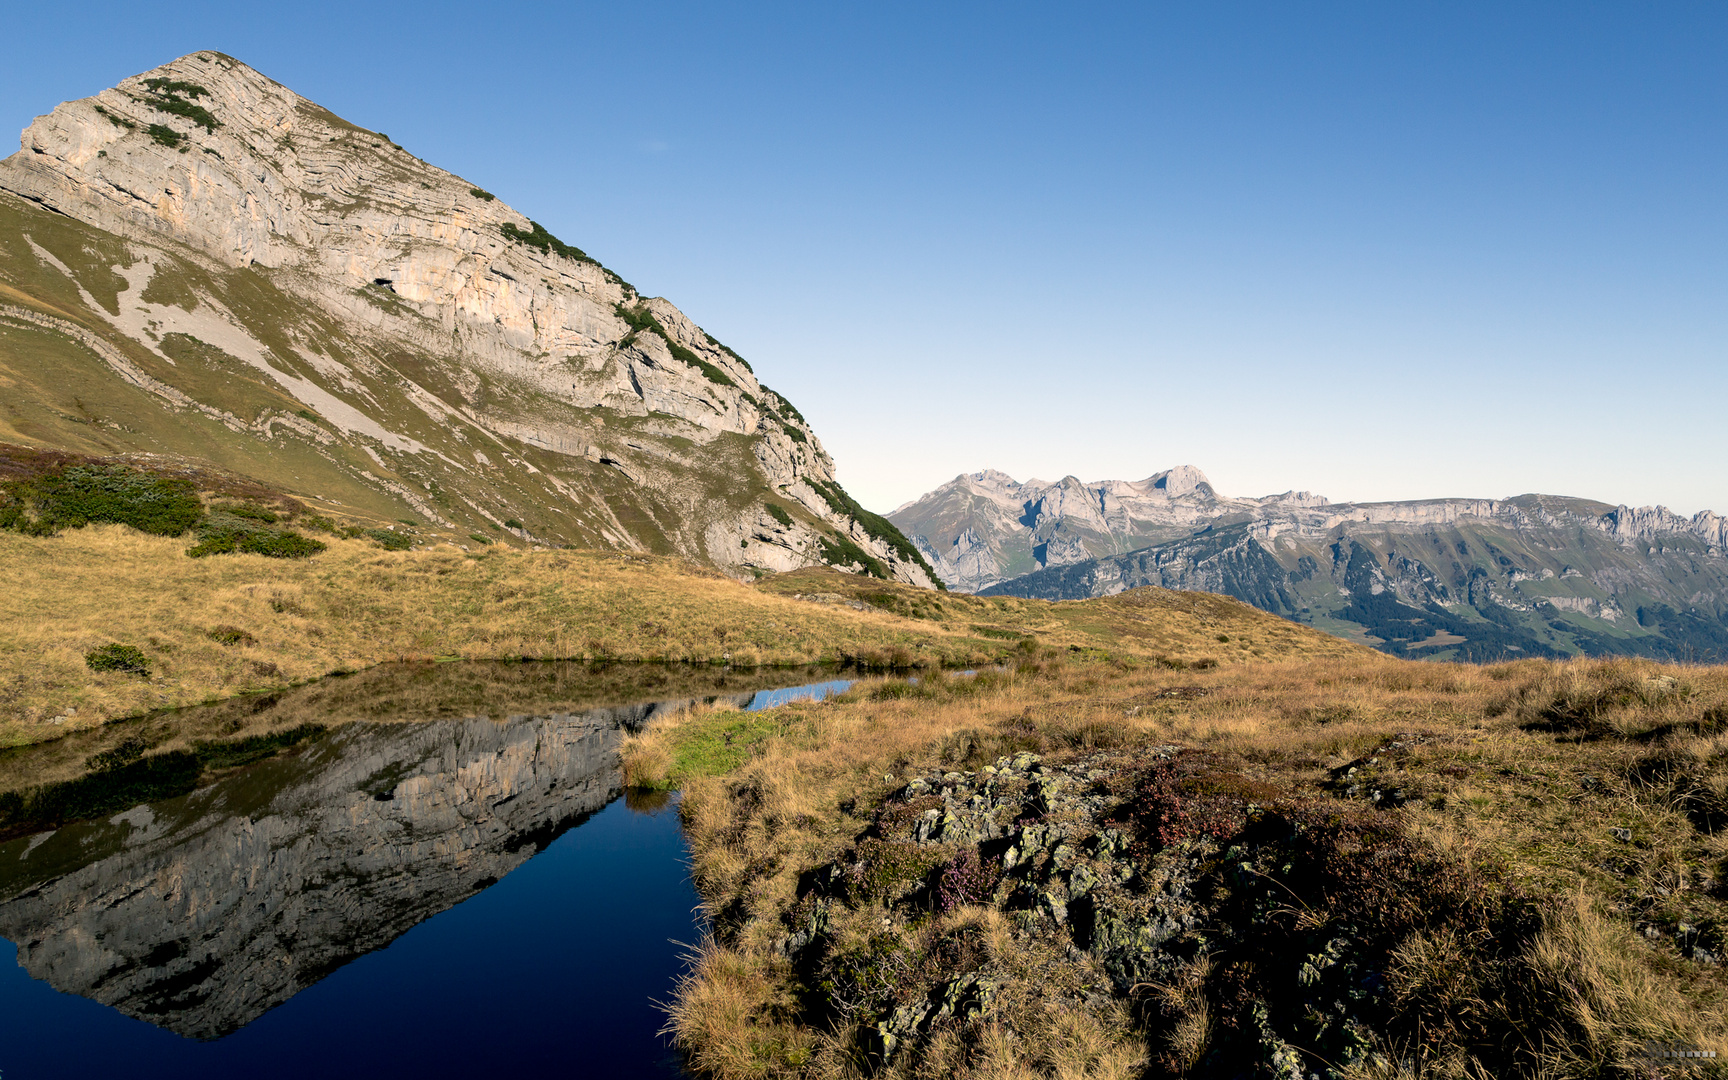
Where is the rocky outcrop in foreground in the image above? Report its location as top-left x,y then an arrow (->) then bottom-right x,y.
778,747 -> 1538,1076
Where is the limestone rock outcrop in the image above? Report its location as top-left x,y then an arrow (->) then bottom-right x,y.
0,52 -> 933,585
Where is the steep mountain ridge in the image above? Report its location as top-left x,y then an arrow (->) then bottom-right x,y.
889,466 -> 1328,593
0,52 -> 934,584
891,468 -> 1728,660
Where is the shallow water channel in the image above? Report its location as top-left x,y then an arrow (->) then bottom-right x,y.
0,662 -> 855,1079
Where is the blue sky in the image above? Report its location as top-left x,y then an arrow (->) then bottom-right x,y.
3,3 -> 1723,514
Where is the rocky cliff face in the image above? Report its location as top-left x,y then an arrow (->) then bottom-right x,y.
0,52 -> 933,584
0,695 -> 738,1039
889,467 -> 1324,593
893,470 -> 1728,661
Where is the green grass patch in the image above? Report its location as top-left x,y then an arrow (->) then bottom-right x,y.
85,643 -> 150,676
644,709 -> 793,790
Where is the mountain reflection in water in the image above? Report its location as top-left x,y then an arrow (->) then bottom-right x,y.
0,661 -> 853,1061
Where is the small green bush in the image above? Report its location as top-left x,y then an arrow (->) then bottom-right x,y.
504,518 -> 524,530
151,88 -> 218,129
186,517 -> 326,559
366,528 -> 412,551
146,123 -> 183,148
469,533 -> 495,545
86,735 -> 150,771
470,188 -> 495,201
207,625 -> 256,647
765,503 -> 793,528
94,105 -> 135,130
86,643 -> 151,676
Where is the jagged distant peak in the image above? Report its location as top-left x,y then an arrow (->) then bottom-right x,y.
1132,465 -> 1214,499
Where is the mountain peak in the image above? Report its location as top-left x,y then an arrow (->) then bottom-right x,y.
1137,464 -> 1213,499
0,54 -> 938,586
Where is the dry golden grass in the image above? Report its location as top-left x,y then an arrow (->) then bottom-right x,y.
628,651 -> 1728,1078
0,527 -> 1356,748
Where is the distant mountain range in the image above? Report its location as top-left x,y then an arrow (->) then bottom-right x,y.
888,468 -> 1728,661
0,52 -> 934,584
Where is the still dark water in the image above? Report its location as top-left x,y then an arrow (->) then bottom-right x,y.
0,663 -> 852,1079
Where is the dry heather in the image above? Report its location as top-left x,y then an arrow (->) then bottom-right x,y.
0,528 -> 1352,748
627,652 -> 1728,1079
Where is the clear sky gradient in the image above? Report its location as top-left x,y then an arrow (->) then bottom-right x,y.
3,3 -> 1722,514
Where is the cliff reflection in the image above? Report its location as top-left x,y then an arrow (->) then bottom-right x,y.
0,688 -> 745,1040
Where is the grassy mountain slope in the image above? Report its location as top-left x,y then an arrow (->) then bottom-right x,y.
984,509 -> 1728,662
0,53 -> 934,584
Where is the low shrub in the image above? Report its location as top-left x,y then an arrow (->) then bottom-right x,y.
500,220 -> 594,265
186,516 -> 326,559
85,643 -> 150,676
94,105 -> 135,130
0,464 -> 204,536
818,534 -> 889,580
365,528 -> 412,551
470,188 -> 495,201
146,123 -> 184,148
86,735 -> 149,771
503,518 -> 524,530
206,625 -> 256,647
808,478 -> 942,588
764,503 -> 793,528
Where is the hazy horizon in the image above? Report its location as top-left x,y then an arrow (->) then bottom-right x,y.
4,3 -> 1723,516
